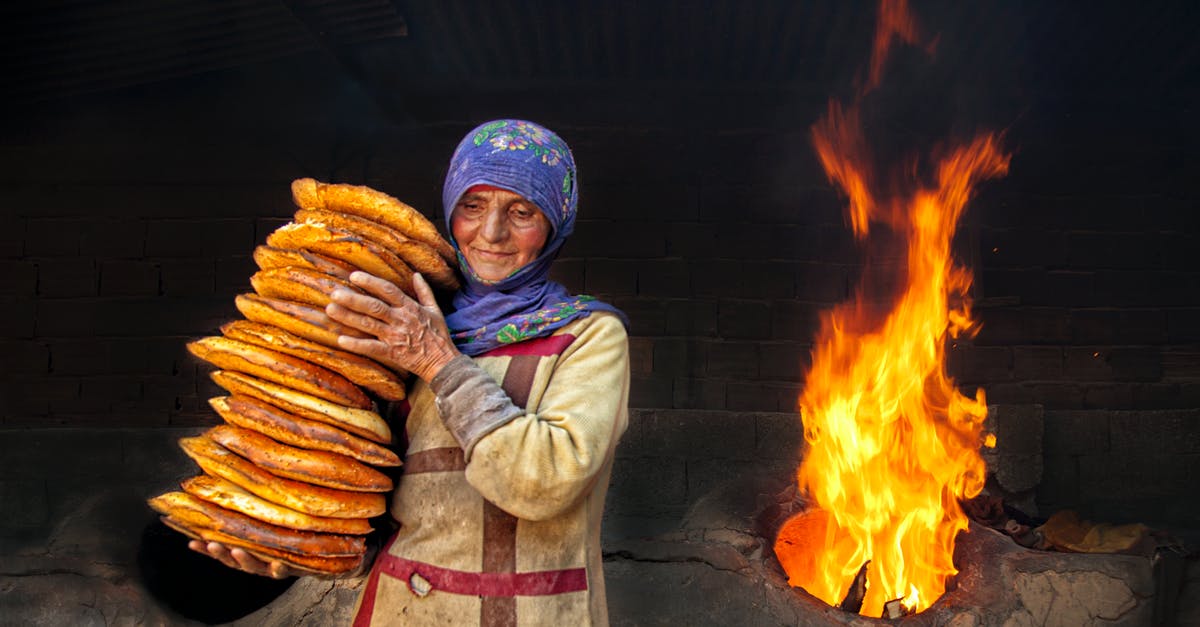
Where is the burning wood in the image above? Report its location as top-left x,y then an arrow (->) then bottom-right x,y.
773,0 -> 1007,617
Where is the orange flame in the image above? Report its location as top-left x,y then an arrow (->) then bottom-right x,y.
774,0 -> 1008,618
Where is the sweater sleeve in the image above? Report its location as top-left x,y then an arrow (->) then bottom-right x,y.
430,313 -> 630,521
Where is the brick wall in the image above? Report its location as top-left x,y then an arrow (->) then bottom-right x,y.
1,49 -> 1198,541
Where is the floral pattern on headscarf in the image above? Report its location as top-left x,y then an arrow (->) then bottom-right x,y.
441,119 -> 627,356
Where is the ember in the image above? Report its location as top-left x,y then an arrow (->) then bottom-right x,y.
774,0 -> 1009,617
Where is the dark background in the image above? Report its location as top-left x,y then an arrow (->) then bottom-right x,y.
1,0 -> 1198,595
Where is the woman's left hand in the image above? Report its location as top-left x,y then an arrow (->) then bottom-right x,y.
326,272 -> 460,382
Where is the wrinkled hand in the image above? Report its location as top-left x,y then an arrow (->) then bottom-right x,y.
188,540 -> 294,579
326,272 -> 460,382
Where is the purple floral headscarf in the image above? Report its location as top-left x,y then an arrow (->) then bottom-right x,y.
442,119 -> 627,355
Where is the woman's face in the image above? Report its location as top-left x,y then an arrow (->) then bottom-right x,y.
451,188 -> 551,282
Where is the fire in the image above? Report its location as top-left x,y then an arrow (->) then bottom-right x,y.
773,0 -> 1008,618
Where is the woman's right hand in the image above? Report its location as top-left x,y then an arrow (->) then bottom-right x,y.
188,540 -> 294,579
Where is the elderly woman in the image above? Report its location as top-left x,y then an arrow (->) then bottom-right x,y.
193,119 -> 630,626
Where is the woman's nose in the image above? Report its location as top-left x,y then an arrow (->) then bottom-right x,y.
480,207 -> 508,242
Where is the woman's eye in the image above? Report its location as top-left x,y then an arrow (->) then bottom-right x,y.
511,208 -> 537,224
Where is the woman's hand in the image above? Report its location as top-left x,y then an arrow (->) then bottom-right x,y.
326,272 -> 460,382
188,540 -> 294,579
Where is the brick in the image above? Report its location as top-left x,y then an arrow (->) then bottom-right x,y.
25,219 -> 82,256
1066,231 -> 1159,270
638,259 -> 690,297
1036,455 -> 1079,512
629,374 -> 672,408
213,255 -> 256,295
47,340 -> 116,375
756,412 -> 803,460
0,218 -> 25,257
973,307 -> 1024,344
1069,309 -> 1119,344
1010,346 -> 1063,381
770,300 -> 820,341
1107,347 -> 1162,382
686,458 -> 760,502
727,382 -> 786,411
665,299 -> 717,337
160,260 -> 215,296
1024,307 -> 1071,344
1026,382 -> 1084,409
79,218 -> 147,257
671,377 -> 725,410
1131,383 -> 1188,409
0,340 -> 49,374
1,377 -> 79,417
717,299 -> 771,339
666,222 -> 718,258
795,262 -> 847,304
628,337 -> 653,375
979,228 -> 1067,268
983,383 -> 1035,405
1064,348 -> 1114,381
707,342 -> 758,378
586,182 -> 697,221
987,404 -> 1044,458
652,339 -> 706,378
949,344 -> 1013,383
1166,308 -> 1200,342
34,299 -> 95,337
35,258 -> 98,297
611,298 -> 667,336
145,219 -> 256,258
690,260 -> 742,298
99,260 -> 159,296
742,261 -> 795,299
0,479 -> 49,527
80,377 -> 143,405
0,261 -> 35,297
638,410 -> 756,459
758,342 -> 810,382
1081,384 -> 1135,409
584,259 -> 638,295
607,456 -> 687,516
255,217 -> 292,242
572,220 -> 665,258
0,429 -> 123,479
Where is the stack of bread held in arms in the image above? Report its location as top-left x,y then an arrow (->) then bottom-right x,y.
148,178 -> 459,576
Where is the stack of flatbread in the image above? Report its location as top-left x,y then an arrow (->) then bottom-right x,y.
149,179 -> 460,576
